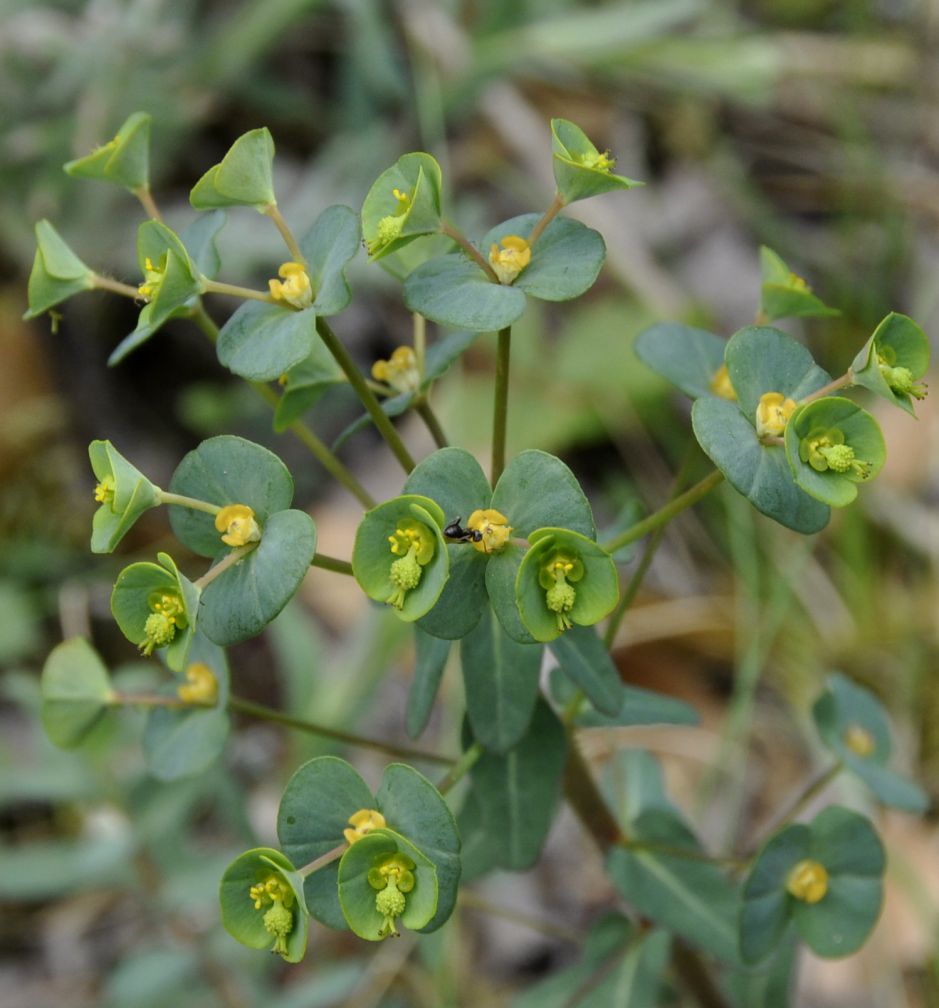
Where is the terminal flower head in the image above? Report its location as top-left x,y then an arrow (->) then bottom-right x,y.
844,723 -> 876,758
248,873 -> 295,958
466,508 -> 512,554
269,261 -> 313,309
177,661 -> 219,705
344,809 -> 387,846
366,187 -> 412,257
215,504 -> 261,547
372,346 -> 421,394
489,235 -> 531,285
799,427 -> 871,480
386,519 -> 437,609
137,253 -> 167,301
141,589 -> 189,656
786,859 -> 829,904
710,363 -> 736,401
755,391 -> 797,439
538,551 -> 585,633
367,852 -> 416,939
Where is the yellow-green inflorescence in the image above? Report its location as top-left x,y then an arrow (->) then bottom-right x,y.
386,519 -> 436,610
755,391 -> 797,440
878,347 -> 928,400
799,427 -> 871,479
466,508 -> 512,554
249,874 -> 295,957
215,504 -> 262,547
344,809 -> 387,846
141,589 -> 188,656
94,474 -> 116,505
177,661 -> 219,705
269,261 -> 314,310
137,254 -> 167,301
844,723 -> 876,758
539,551 -> 585,633
366,187 -> 412,256
786,859 -> 829,904
367,852 -> 415,939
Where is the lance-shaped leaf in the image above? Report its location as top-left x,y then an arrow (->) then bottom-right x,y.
219,848 -> 308,962
759,246 -> 839,322
551,117 -> 643,205
813,673 -> 927,812
406,629 -> 451,739
851,312 -> 930,416
64,111 -> 151,191
634,322 -> 731,400
88,439 -> 161,553
190,127 -> 276,209
41,637 -> 116,748
24,220 -> 94,320
361,152 -> 443,260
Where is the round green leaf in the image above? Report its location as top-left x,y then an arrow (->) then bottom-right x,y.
725,325 -> 831,422
352,496 -> 449,623
759,246 -> 839,322
64,111 -> 151,191
41,637 -> 116,748
492,449 -> 595,539
199,509 -> 316,646
88,439 -> 162,554
692,396 -> 830,534
740,825 -> 811,964
407,629 -> 451,739
784,398 -> 885,507
300,204 -> 360,317
634,322 -> 728,399
278,755 -> 376,929
361,152 -> 443,260
110,552 -> 200,671
219,848 -> 308,962
375,763 -> 461,932
216,300 -> 316,382
516,529 -> 618,643
851,312 -> 930,416
337,828 -> 438,940
143,632 -> 230,781
403,254 -> 527,332
180,208 -> 226,280
168,435 -> 294,559
483,214 -> 606,302
190,128 -> 276,209
551,118 -> 643,204
24,220 -> 94,320
486,545 -> 536,644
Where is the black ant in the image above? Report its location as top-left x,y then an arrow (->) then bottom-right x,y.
443,517 -> 482,543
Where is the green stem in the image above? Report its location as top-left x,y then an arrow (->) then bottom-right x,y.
799,371 -> 854,405
157,490 -> 221,516
202,278 -> 273,303
748,762 -> 842,854
110,691 -> 194,709
311,552 -> 354,576
436,742 -> 483,794
413,312 -> 426,376
133,186 -> 163,222
298,843 -> 346,878
440,221 -> 500,282
193,545 -> 256,590
491,326 -> 512,485
415,399 -> 449,449
601,469 -> 724,555
316,317 -> 416,474
227,696 -> 455,765
91,274 -> 140,298
527,191 -> 565,247
263,203 -> 306,264
618,838 -> 745,868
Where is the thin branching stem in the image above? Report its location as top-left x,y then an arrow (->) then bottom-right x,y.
440,221 -> 499,282
311,553 -> 354,576
491,326 -> 512,484
527,191 -> 565,246
91,274 -> 140,298
263,203 -> 306,264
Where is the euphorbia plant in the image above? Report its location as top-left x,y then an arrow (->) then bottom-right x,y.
31,112 -> 930,1001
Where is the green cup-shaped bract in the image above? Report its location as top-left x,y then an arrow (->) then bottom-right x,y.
813,673 -> 928,812
63,111 -> 151,191
23,220 -> 94,320
89,439 -> 162,553
40,637 -> 116,749
361,152 -> 443,261
784,397 -> 885,507
759,246 -> 839,322
111,552 -> 201,672
516,527 -> 618,643
740,806 -> 885,964
551,118 -> 643,205
337,828 -> 438,941
219,848 -> 308,963
352,495 -> 449,622
851,312 -> 930,416
135,220 -> 202,331
190,127 -> 276,209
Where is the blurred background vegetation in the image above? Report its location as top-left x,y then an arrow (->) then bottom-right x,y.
1,1 -> 937,1005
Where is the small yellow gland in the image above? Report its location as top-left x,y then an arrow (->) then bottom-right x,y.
94,474 -> 116,506
755,391 -> 797,439
344,808 -> 387,846
786,859 -> 829,904
215,504 -> 261,547
489,235 -> 532,285
466,509 -> 512,554
844,723 -> 876,758
249,873 -> 292,910
269,261 -> 313,310
372,345 -> 421,394
177,661 -> 219,705
710,364 -> 737,401
137,255 -> 166,301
